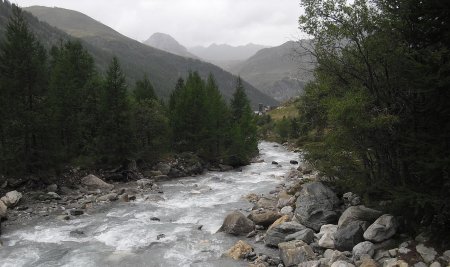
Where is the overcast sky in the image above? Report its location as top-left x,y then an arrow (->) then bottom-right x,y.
11,0 -> 303,47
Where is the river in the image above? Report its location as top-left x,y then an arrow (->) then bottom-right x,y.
0,142 -> 300,267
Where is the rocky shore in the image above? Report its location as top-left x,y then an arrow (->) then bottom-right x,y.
219,146 -> 450,267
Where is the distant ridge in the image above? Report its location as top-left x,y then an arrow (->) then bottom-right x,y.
143,32 -> 197,59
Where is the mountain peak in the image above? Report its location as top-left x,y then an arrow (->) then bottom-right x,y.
143,32 -> 195,58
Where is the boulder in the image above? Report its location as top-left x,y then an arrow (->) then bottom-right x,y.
277,191 -> 295,208
334,221 -> 366,251
1,190 -> 22,207
285,228 -> 315,244
294,182 -> 340,231
265,222 -> 306,247
359,258 -> 378,267
153,175 -> 170,182
290,160 -> 299,165
268,214 -> 290,230
218,211 -> 254,235
298,261 -> 320,267
363,214 -> 398,242
69,209 -> 84,216
338,205 -> 382,228
323,249 -> 349,265
137,178 -> 153,188
0,200 -> 7,219
318,224 -> 338,249
81,175 -> 113,191
383,259 -> 408,267
225,240 -> 253,260
46,184 -> 58,192
46,192 -> 61,200
331,261 -> 355,267
218,164 -> 233,172
416,243 -> 437,263
352,241 -> 375,260
278,240 -> 316,267
254,197 -> 277,210
248,210 -> 281,227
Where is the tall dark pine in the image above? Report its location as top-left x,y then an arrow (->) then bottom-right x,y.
0,6 -> 48,174
228,77 -> 258,166
97,57 -> 132,165
133,75 -> 156,102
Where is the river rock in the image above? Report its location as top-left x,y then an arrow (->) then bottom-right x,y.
285,228 -> 315,244
225,240 -> 253,260
46,184 -> 58,192
342,192 -> 361,206
363,214 -> 398,242
0,200 -> 7,219
338,205 -> 382,228
155,162 -> 171,175
81,175 -> 113,191
358,258 -> 378,267
290,160 -> 299,165
331,260 -> 355,267
69,209 -> 84,216
1,190 -> 22,207
153,175 -> 170,182
318,224 -> 338,249
268,214 -> 290,230
248,210 -> 281,227
416,243 -> 438,263
277,191 -> 295,209
254,197 -> 277,210
136,178 -> 153,188
278,240 -> 316,267
353,241 -> 375,260
298,261 -> 320,267
46,192 -> 61,200
265,222 -> 307,247
334,221 -> 365,251
218,211 -> 254,235
294,182 -> 340,231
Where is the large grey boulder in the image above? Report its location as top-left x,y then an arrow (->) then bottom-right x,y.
416,243 -> 437,263
278,240 -> 316,267
81,175 -> 113,190
248,209 -> 281,227
265,222 -> 307,247
253,197 -> 277,210
363,214 -> 398,242
338,205 -> 382,228
218,211 -> 254,235
1,190 -> 22,207
294,182 -> 340,231
334,221 -> 366,251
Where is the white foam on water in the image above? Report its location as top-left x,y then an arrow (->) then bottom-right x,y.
0,247 -> 40,267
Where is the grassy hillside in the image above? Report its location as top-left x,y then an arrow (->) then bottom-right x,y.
0,4 -> 277,107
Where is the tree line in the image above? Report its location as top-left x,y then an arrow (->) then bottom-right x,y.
295,0 -> 450,238
0,6 -> 258,176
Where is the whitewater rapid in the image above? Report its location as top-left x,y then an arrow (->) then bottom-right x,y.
0,142 -> 300,267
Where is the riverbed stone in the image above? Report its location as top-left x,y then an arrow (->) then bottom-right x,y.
1,190 -> 22,207
318,224 -> 338,249
81,175 -> 113,191
265,222 -> 307,247
294,182 -> 340,231
218,211 -> 254,235
46,184 -> 58,192
416,243 -> 438,263
97,193 -> 118,202
353,241 -> 375,260
285,228 -> 315,244
363,214 -> 398,242
338,205 -> 382,228
334,221 -> 365,251
225,240 -> 253,260
278,240 -> 316,267
281,206 -> 293,215
254,197 -> 277,210
248,210 -> 281,227
331,260 -> 355,267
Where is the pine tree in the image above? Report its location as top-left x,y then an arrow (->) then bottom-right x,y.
133,75 -> 156,102
47,40 -> 97,164
97,57 -> 133,165
0,6 -> 48,173
227,77 -> 258,166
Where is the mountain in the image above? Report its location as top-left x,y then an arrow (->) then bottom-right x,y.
189,43 -> 268,62
143,32 -> 196,59
232,41 -> 316,102
4,4 -> 277,107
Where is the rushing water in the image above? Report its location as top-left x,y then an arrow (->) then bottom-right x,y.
0,142 -> 300,267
